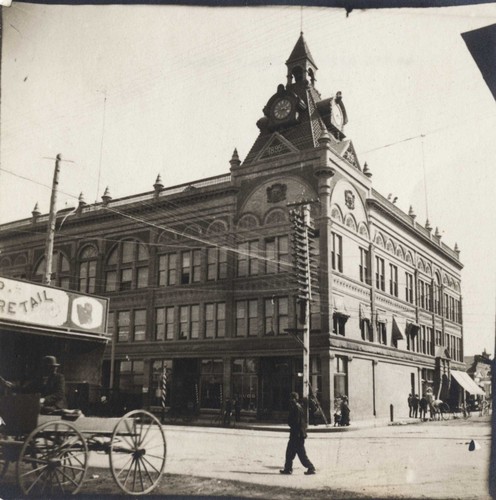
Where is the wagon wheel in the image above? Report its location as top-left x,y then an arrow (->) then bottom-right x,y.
16,421 -> 88,496
109,410 -> 166,495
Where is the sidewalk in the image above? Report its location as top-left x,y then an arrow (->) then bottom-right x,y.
162,414 -> 423,433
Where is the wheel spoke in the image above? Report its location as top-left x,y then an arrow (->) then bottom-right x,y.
132,456 -> 138,491
58,465 -> 82,487
138,422 -> 153,448
20,462 -> 48,478
116,454 -> 134,479
141,454 -> 162,476
139,456 -> 156,485
54,468 -> 66,494
24,465 -> 49,494
137,455 -> 145,491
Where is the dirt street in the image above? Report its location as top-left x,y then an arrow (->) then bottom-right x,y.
0,416 -> 491,499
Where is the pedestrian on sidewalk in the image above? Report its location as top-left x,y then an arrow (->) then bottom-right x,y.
412,394 -> 419,418
419,395 -> 428,420
340,396 -> 351,426
280,392 -> 316,476
408,393 -> 413,418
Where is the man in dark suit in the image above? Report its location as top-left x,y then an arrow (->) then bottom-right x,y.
0,355 -> 66,414
280,392 -> 316,475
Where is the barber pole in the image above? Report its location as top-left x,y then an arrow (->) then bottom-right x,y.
161,368 -> 167,409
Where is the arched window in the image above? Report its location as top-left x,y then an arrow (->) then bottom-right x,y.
104,239 -> 149,292
291,66 -> 304,83
78,245 -> 98,294
434,272 -> 442,315
34,250 -> 71,289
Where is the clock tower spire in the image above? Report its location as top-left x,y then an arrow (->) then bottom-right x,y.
286,32 -> 318,88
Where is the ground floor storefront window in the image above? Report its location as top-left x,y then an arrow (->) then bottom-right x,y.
200,359 -> 223,409
232,358 -> 258,411
334,355 -> 348,399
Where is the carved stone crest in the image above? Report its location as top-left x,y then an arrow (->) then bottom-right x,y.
267,183 -> 287,203
345,190 -> 355,210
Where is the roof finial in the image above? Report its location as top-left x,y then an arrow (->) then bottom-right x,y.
363,162 -> 372,178
102,186 -> 112,206
230,148 -> 241,169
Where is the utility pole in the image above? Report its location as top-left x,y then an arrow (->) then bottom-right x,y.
289,200 -> 318,411
43,154 -> 62,285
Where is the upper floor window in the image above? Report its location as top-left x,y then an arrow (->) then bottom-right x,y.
34,250 -> 71,289
389,264 -> 398,297
418,279 -> 432,311
264,297 -> 288,335
133,309 -> 147,341
377,321 -> 387,345
78,246 -> 98,294
117,311 -> 131,342
265,236 -> 289,274
158,254 -> 177,286
205,302 -> 226,338
207,247 -> 227,281
179,304 -> 200,339
333,314 -> 347,336
237,241 -> 258,277
331,233 -> 343,272
359,248 -> 369,284
181,250 -> 201,284
155,306 -> 174,341
105,239 -> 149,292
236,299 -> 258,337
405,272 -> 414,304
375,257 -> 385,291
360,319 -> 372,342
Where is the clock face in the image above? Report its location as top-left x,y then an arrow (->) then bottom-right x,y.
273,99 -> 292,120
331,103 -> 343,129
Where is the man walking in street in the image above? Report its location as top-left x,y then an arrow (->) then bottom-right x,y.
280,392 -> 316,475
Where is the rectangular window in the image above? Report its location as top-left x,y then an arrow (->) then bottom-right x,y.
359,248 -> 369,284
389,264 -> 398,297
207,247 -> 227,281
375,257 -> 385,291
360,319 -> 372,341
236,299 -> 258,337
377,322 -> 387,345
120,268 -> 133,291
191,304 -> 199,338
179,306 -> 189,339
266,236 -> 289,274
133,309 -> 146,341
117,311 -> 130,342
405,272 -> 414,304
331,233 -> 343,272
237,241 -> 258,277
204,303 -> 225,339
192,250 -> 201,282
155,308 -> 165,341
264,297 -> 288,335
332,314 -> 347,336
165,307 -> 174,340
248,300 -> 258,336
136,266 -> 148,288
118,359 -> 144,393
334,356 -> 348,399
418,280 -> 425,309
105,271 -> 117,292
181,252 -> 191,284
235,301 -> 246,337
159,254 -> 177,286
435,330 -> 442,346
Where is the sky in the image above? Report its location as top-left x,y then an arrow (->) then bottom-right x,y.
1,3 -> 495,355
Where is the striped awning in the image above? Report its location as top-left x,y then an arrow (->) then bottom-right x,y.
392,316 -> 406,340
451,370 -> 485,396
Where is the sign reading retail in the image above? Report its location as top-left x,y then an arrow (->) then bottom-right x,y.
0,276 -> 108,336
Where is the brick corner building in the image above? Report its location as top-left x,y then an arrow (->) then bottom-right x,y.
0,34 -> 465,421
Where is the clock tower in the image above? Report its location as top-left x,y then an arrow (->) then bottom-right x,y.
243,33 -> 355,168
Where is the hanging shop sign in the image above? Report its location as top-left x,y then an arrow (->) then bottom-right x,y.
0,276 -> 108,336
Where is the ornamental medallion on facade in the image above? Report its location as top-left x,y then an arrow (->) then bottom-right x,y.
344,190 -> 355,210
267,183 -> 287,203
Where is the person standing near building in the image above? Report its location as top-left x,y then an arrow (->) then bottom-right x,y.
412,394 -> 419,418
408,393 -> 413,417
280,392 -> 316,475
340,396 -> 351,426
0,355 -> 67,414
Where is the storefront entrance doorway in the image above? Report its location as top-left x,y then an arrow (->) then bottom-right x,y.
259,357 -> 292,417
